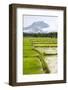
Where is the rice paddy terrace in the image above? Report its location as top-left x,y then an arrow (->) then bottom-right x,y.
23,37 -> 57,75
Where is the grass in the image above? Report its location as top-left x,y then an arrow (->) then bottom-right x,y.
23,37 -> 57,75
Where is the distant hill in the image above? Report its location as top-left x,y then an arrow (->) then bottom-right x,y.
23,21 -> 49,34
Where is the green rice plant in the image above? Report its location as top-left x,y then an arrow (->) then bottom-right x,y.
33,43 -> 57,47
23,57 -> 44,74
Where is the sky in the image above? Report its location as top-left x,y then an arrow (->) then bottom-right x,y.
23,15 -> 58,33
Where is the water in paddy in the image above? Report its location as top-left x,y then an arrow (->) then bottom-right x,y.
35,47 -> 57,73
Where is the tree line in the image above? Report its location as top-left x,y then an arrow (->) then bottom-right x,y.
23,32 -> 57,37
